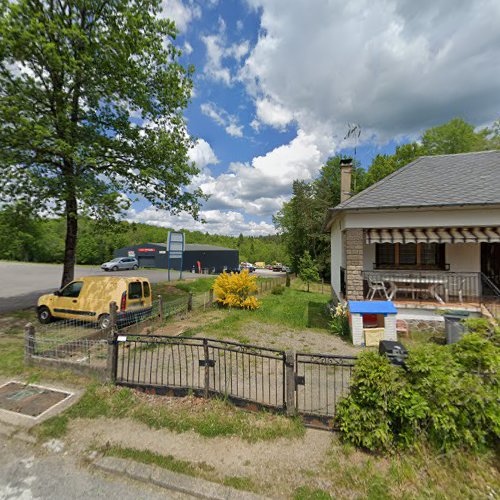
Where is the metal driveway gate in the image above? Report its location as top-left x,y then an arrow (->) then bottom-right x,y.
295,352 -> 356,428
114,335 -> 286,411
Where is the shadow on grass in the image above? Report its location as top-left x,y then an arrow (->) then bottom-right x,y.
307,302 -> 330,329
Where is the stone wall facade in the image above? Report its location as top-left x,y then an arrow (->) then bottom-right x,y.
345,228 -> 364,300
405,319 -> 445,334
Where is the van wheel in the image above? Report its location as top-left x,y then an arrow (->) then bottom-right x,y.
133,265 -> 138,270
38,306 -> 53,324
98,314 -> 111,330
112,266 -> 118,272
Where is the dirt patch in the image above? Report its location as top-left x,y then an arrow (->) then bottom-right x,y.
66,416 -> 332,497
153,310 -> 225,337
0,309 -> 36,336
196,320 -> 361,356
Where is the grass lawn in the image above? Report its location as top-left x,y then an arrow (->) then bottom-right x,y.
185,287 -> 332,345
34,384 -> 305,443
175,277 -> 216,294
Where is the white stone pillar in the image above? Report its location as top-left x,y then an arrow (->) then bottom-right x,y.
351,313 -> 364,346
384,314 -> 397,341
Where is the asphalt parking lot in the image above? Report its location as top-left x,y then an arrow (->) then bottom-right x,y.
0,262 -> 285,314
0,261 -> 203,314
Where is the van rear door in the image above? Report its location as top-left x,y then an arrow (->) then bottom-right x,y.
142,281 -> 152,307
127,281 -> 144,310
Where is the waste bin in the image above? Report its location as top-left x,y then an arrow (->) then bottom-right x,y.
443,311 -> 470,344
379,340 -> 408,366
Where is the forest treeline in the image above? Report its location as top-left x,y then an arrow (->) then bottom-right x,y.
0,209 -> 287,266
274,118 -> 500,279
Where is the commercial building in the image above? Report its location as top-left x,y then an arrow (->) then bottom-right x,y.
114,243 -> 239,274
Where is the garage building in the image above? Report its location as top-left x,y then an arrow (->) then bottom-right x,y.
114,243 -> 239,274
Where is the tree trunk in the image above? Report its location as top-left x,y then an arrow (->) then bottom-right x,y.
61,193 -> 78,288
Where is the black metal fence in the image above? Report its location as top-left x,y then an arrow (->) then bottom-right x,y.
110,334 -> 356,425
115,335 -> 286,411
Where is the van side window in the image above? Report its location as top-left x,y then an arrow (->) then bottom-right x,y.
143,281 -> 150,297
60,281 -> 83,298
128,282 -> 142,299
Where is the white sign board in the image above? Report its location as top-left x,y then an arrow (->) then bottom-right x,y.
167,231 -> 185,255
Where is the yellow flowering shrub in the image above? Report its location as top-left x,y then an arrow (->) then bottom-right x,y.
213,270 -> 260,310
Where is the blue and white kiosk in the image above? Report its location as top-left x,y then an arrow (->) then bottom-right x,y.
348,301 -> 398,347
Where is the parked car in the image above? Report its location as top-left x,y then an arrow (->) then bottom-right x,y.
101,257 -> 138,271
224,266 -> 241,274
265,265 -> 273,270
242,264 -> 256,272
272,264 -> 284,272
37,276 -> 153,329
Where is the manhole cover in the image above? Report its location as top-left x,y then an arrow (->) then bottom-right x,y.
0,382 -> 71,418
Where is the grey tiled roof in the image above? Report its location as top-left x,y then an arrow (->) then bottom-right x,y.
335,150 -> 500,210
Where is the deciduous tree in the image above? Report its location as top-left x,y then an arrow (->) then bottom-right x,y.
0,0 -> 202,286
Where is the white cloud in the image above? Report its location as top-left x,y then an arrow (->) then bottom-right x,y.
188,139 -> 219,168
201,19 -> 250,86
194,129 -> 328,217
160,0 -> 201,32
254,97 -> 294,130
241,0 -> 500,142
183,41 -> 193,55
200,102 -> 244,137
126,206 -> 276,236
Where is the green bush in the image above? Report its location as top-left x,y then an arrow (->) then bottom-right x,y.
337,333 -> 500,452
271,284 -> 285,295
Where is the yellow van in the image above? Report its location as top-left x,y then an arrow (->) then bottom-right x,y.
37,276 -> 153,329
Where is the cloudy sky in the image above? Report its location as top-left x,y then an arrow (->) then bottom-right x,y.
127,0 -> 500,236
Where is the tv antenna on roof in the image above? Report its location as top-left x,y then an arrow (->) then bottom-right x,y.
344,123 -> 361,156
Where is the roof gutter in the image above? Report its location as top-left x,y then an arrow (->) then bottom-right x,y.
323,202 -> 500,233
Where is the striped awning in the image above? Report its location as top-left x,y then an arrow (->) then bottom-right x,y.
365,226 -> 500,244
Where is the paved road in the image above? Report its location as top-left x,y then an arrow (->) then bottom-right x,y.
0,261 -> 207,314
0,435 -> 193,499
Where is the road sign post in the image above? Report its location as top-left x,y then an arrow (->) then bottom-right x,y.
167,231 -> 185,281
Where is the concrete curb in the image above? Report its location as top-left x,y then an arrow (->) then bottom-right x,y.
93,456 -> 268,500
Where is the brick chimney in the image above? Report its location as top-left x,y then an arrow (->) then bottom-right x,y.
340,158 -> 353,203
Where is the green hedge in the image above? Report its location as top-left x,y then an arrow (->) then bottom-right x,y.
337,326 -> 500,452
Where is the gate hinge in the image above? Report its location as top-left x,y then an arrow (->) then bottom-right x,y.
199,359 -> 216,367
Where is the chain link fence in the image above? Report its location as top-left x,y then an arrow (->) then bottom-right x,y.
25,275 -> 292,370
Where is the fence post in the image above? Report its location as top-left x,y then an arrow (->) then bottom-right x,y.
209,288 -> 214,306
107,301 -> 119,383
188,292 -> 193,312
321,278 -> 324,294
24,323 -> 35,365
285,350 -> 296,416
158,294 -> 164,322
286,273 -> 291,287
203,338 -> 210,399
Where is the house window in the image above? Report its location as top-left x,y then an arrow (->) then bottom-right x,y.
376,244 -> 395,266
375,243 -> 445,269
